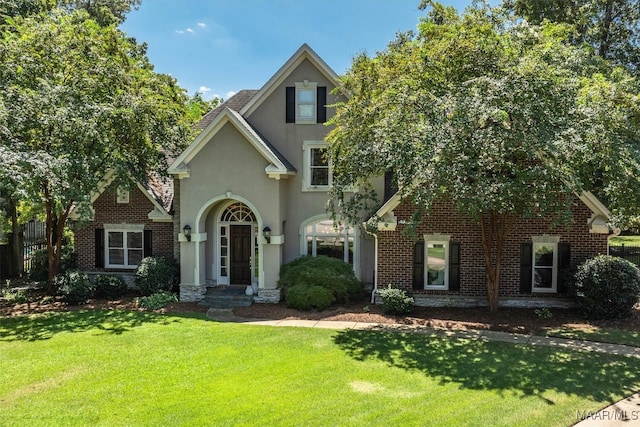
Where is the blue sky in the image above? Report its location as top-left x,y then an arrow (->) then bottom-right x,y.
120,0 -> 472,101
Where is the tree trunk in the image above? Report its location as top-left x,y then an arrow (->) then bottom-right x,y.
480,211 -> 511,312
5,196 -> 23,278
599,0 -> 614,59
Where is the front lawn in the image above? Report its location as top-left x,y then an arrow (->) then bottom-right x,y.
546,326 -> 640,347
1,310 -> 639,426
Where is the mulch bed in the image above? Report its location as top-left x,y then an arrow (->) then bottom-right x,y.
2,288 -> 639,336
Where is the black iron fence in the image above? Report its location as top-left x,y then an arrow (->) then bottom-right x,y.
609,244 -> 640,266
23,220 -> 46,274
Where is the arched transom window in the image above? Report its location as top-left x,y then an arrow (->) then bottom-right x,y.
221,203 -> 256,223
304,219 -> 354,264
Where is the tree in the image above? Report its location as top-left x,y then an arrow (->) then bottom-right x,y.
503,0 -> 640,75
0,9 -> 191,289
0,0 -> 140,25
186,92 -> 222,124
326,2 -> 640,311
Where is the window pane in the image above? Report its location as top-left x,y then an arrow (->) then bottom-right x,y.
299,104 -> 315,118
109,249 -> 124,265
311,168 -> 329,186
298,89 -> 315,103
128,232 -> 143,249
128,249 -> 143,266
108,232 -> 123,248
535,245 -> 554,267
307,236 -> 314,256
427,243 -> 446,286
311,148 -> 327,166
534,268 -> 553,288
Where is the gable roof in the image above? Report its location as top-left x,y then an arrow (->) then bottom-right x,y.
239,43 -> 339,118
69,170 -> 173,222
370,191 -> 615,234
168,106 -> 295,179
197,89 -> 258,131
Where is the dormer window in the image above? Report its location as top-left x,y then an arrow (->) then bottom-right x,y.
286,83 -> 327,124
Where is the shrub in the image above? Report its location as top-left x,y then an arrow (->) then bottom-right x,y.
285,285 -> 336,311
135,256 -> 179,296
136,292 -> 178,311
94,274 -> 128,299
378,285 -> 414,315
56,270 -> 94,305
1,284 -> 29,304
29,246 -> 78,281
574,255 -> 640,320
278,256 -> 361,308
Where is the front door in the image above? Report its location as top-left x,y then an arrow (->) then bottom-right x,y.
230,225 -> 252,285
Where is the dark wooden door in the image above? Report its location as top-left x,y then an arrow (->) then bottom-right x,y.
230,225 -> 252,285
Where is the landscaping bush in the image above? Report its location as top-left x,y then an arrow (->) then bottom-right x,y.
278,256 -> 361,309
1,285 -> 29,305
285,285 -> 336,311
56,270 -> 95,305
136,292 -> 178,311
135,256 -> 179,296
378,285 -> 414,315
574,255 -> 640,320
94,274 -> 128,299
29,246 -> 78,281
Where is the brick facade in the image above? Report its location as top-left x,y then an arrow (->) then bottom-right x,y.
74,183 -> 175,273
377,199 -> 609,298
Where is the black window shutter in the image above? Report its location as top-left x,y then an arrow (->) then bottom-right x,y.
143,229 -> 153,258
285,87 -> 295,123
95,228 -> 104,268
557,242 -> 571,293
520,243 -> 533,293
316,86 -> 327,123
449,242 -> 461,291
413,241 -> 424,290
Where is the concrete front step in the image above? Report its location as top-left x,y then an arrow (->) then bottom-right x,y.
198,286 -> 253,308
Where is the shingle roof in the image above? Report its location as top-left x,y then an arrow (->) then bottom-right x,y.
143,172 -> 174,214
197,90 -> 259,130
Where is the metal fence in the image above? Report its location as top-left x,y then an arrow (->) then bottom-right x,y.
609,244 -> 640,266
23,221 -> 46,274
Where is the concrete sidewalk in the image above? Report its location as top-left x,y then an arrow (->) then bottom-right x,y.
207,308 -> 640,426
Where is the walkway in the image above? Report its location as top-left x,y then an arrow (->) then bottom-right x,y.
207,308 -> 640,426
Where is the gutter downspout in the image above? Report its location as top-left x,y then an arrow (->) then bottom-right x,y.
363,224 -> 378,304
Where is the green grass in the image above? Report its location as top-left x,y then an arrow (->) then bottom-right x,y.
546,326 -> 640,347
2,310 -> 640,426
609,235 -> 640,245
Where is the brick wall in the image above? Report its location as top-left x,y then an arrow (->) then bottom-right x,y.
74,183 -> 175,272
377,198 -> 609,298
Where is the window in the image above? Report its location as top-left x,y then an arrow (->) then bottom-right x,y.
105,225 -> 144,268
304,219 -> 355,265
303,141 -> 331,191
286,84 -> 327,124
424,235 -> 450,289
532,241 -> 558,292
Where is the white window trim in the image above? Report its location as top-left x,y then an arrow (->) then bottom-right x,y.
302,140 -> 331,192
104,224 -> 145,269
424,234 -> 451,290
531,235 -> 560,293
300,215 -> 360,278
295,81 -> 317,124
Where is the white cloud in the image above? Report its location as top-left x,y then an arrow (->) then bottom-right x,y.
225,91 -> 237,99
175,29 -> 185,34
198,86 -> 212,94
197,22 -> 207,28
186,28 -> 194,33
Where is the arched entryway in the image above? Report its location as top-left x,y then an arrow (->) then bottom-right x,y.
216,202 -> 259,286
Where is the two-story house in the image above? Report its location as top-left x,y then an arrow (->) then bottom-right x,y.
74,43 -> 613,308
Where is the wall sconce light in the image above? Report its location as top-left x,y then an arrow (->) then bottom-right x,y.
183,224 -> 192,241
263,226 -> 271,244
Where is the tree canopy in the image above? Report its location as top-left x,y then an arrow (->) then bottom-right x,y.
327,2 -> 640,310
503,0 -> 640,75
0,7 -> 191,284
